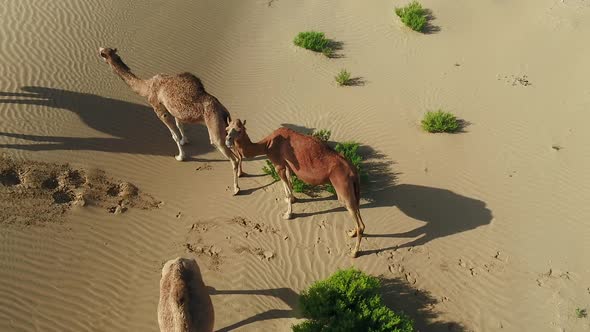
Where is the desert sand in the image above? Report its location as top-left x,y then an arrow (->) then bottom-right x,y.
1,0 -> 589,331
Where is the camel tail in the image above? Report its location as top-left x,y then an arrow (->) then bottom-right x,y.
353,173 -> 361,207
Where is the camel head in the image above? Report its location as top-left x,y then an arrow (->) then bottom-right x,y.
98,47 -> 118,62
225,119 -> 247,148
98,47 -> 132,72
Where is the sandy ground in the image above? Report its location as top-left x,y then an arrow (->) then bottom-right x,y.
1,0 -> 590,331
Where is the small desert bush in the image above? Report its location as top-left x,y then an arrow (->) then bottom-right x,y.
262,159 -> 280,181
421,110 -> 460,133
395,1 -> 428,32
335,69 -> 352,86
576,308 -> 588,318
312,129 -> 332,142
294,31 -> 332,56
292,268 -> 414,332
262,130 -> 365,195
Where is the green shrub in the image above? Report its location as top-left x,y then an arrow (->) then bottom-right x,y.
421,110 -> 460,133
335,69 -> 352,86
294,31 -> 332,56
293,268 -> 414,332
262,130 -> 366,195
292,176 -> 312,193
395,1 -> 428,32
335,142 -> 363,177
262,159 -> 280,181
312,129 -> 331,142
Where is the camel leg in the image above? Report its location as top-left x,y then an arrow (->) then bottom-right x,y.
277,167 -> 293,219
231,147 -> 245,177
285,167 -> 296,203
345,205 -> 363,258
153,104 -> 185,161
332,178 -> 364,257
214,138 -> 240,195
357,210 -> 366,234
205,117 -> 240,195
175,118 -> 189,146
238,153 -> 244,177
347,210 -> 366,237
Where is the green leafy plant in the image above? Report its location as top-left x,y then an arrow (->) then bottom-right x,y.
292,177 -> 312,193
421,110 -> 461,133
576,308 -> 588,318
335,69 -> 352,86
292,268 -> 414,332
294,31 -> 332,56
312,129 -> 331,142
395,1 -> 428,32
262,160 -> 280,181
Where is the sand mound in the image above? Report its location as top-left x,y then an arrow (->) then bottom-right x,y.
0,155 -> 160,225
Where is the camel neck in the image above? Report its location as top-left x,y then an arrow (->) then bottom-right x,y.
108,57 -> 149,97
237,132 -> 268,158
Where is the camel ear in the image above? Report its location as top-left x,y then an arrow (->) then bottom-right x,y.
113,48 -> 118,53
242,120 -> 247,126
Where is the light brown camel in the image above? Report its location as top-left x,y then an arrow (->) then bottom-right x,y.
98,47 -> 242,194
158,257 -> 215,332
225,119 -> 366,257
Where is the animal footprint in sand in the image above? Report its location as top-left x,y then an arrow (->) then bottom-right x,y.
536,268 -> 572,287
186,243 -> 223,271
498,74 -> 532,87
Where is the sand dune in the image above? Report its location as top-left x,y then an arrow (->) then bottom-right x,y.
1,0 -> 590,331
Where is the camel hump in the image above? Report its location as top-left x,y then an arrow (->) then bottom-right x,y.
177,72 -> 206,92
276,127 -> 304,138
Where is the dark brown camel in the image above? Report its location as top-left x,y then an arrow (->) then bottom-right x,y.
225,119 -> 366,257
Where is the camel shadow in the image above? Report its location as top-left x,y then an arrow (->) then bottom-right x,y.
209,276 -> 466,331
0,86 -> 218,159
236,178 -> 276,196
360,183 -> 492,254
208,287 -> 300,331
379,276 -> 467,332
